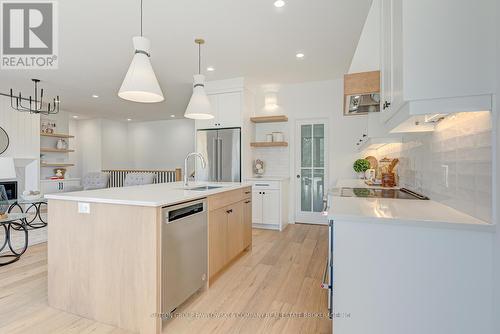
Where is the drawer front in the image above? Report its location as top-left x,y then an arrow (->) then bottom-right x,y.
249,181 -> 280,190
208,188 -> 245,211
242,186 -> 252,199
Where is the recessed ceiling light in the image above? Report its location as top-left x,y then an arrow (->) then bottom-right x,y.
126,118 -> 132,121
72,115 -> 79,119
207,66 -> 215,72
170,114 -> 176,118
296,53 -> 305,59
274,0 -> 285,8
92,94 -> 99,98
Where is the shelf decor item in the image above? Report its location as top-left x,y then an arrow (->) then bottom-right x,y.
353,158 -> 371,179
56,139 -> 68,150
41,120 -> 56,134
53,168 -> 67,179
253,159 -> 265,176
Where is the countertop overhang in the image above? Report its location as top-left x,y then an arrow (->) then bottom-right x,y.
45,182 -> 251,207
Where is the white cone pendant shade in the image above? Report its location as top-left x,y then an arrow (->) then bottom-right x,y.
118,36 -> 164,103
184,74 -> 214,119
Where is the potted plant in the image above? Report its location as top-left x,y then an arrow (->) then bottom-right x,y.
353,159 -> 371,179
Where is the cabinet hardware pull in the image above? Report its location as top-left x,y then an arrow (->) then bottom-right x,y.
244,200 -> 251,204
245,191 -> 251,194
226,209 -> 233,214
383,101 -> 391,110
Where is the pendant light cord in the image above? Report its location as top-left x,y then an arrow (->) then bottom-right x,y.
198,42 -> 201,75
140,0 -> 143,36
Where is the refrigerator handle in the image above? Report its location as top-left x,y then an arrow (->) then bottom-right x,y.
212,137 -> 218,181
217,138 -> 223,181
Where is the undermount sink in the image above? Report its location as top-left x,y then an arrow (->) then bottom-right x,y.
188,186 -> 223,191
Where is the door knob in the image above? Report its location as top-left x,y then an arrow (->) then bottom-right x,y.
296,175 -> 301,179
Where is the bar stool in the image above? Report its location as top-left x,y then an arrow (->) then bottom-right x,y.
0,213 -> 29,266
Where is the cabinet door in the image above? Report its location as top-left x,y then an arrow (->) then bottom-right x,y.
208,207 -> 228,278
380,0 -> 393,118
41,182 -> 60,195
252,191 -> 263,224
62,180 -> 81,192
217,92 -> 241,128
226,201 -> 243,261
262,190 -> 280,226
243,198 -> 252,249
195,94 -> 219,129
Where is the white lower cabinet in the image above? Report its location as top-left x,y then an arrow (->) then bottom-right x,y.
41,179 -> 81,194
247,178 -> 289,231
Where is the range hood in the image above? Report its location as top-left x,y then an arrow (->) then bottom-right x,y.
385,94 -> 492,133
344,71 -> 380,116
345,93 -> 380,115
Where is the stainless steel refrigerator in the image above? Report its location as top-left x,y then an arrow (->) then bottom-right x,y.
195,128 -> 241,182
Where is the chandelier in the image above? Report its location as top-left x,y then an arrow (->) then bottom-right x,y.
8,79 -> 60,115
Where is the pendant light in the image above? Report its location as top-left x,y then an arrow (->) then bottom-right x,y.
184,39 -> 214,120
118,0 -> 164,103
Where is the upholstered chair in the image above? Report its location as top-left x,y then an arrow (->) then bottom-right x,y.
123,173 -> 156,187
81,172 -> 110,190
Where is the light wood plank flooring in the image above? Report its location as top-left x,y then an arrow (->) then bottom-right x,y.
0,224 -> 331,334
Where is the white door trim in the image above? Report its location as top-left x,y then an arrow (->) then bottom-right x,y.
294,118 -> 329,225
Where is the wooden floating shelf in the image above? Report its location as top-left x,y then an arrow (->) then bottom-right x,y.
40,133 -> 75,138
41,163 -> 75,167
250,141 -> 288,147
40,148 -> 75,153
250,115 -> 288,123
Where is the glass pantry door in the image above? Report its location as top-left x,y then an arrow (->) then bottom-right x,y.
295,120 -> 328,224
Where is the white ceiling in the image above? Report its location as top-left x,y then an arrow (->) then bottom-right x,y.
0,0 -> 371,121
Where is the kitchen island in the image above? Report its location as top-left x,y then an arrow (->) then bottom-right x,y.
327,180 -> 495,334
45,182 -> 252,334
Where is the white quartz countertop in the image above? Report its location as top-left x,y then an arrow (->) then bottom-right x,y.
246,176 -> 290,181
328,179 -> 494,232
45,182 -> 251,207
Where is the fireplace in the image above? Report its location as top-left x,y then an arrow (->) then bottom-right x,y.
0,181 -> 18,200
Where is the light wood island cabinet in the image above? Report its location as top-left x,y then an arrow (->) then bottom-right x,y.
207,186 -> 252,281
46,183 -> 252,334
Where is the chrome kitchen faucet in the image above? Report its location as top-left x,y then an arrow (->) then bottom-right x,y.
184,152 -> 207,187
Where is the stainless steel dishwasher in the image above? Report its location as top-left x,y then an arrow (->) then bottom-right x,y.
162,198 -> 207,315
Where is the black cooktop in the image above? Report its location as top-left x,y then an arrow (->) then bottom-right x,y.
340,187 -> 429,200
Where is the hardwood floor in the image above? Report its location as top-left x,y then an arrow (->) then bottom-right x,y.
0,224 -> 331,334
164,224 -> 331,334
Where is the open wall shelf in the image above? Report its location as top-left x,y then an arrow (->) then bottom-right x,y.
250,115 -> 288,123
250,141 -> 288,148
40,133 -> 75,138
41,148 -> 75,153
41,163 -> 75,167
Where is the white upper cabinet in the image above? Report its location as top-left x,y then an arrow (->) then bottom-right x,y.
380,0 -> 495,130
195,92 -> 242,129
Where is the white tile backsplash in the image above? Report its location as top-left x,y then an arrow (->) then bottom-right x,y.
375,111 -> 492,222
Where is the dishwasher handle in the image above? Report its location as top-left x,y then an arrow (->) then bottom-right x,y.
166,202 -> 204,223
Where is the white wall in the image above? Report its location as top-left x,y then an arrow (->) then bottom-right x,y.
0,96 -> 40,159
348,0 -> 381,73
253,79 -> 368,221
77,119 -> 102,177
101,119 -> 130,170
74,118 -> 195,177
0,96 -> 40,192
127,119 -> 194,170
